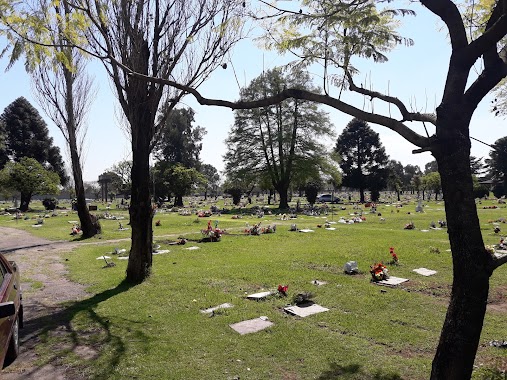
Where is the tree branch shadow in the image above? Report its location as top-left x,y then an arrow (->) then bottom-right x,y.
317,362 -> 403,380
13,279 -> 136,379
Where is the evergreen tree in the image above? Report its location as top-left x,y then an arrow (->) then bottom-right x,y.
0,97 -> 68,209
335,118 -> 389,202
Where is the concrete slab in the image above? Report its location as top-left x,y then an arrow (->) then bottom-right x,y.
376,276 -> 409,286
299,229 -> 314,233
230,317 -> 273,335
200,302 -> 234,314
413,268 -> 437,276
311,280 -> 327,286
284,304 -> 329,317
153,249 -> 170,255
186,246 -> 200,250
247,291 -> 273,300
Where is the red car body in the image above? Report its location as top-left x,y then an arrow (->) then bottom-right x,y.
0,253 -> 23,368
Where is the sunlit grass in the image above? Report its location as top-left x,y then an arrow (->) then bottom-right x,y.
2,197 -> 507,379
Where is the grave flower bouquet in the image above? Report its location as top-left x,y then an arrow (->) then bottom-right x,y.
370,262 -> 389,281
201,220 -> 222,241
389,247 -> 399,265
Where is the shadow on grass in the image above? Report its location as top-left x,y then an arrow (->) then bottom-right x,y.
317,362 -> 403,380
15,279 -> 136,379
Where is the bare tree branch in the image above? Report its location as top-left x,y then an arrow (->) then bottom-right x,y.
121,65 -> 430,149
420,0 -> 468,51
345,70 -> 437,125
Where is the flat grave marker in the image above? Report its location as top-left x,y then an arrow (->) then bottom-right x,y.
413,268 -> 437,276
284,304 -> 329,318
376,276 -> 409,286
230,317 -> 273,335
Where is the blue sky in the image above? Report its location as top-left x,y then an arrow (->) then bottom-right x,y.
0,2 -> 505,183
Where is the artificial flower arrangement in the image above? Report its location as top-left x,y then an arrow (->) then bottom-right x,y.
244,222 -> 276,235
201,220 -> 223,242
389,247 -> 399,265
278,284 -> 288,296
370,262 -> 389,281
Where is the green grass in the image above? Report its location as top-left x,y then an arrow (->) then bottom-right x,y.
3,197 -> 507,379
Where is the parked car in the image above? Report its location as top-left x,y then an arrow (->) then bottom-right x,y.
316,194 -> 340,203
0,253 -> 23,368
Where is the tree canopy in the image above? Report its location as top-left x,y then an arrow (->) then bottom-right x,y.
0,97 -> 68,186
0,156 -> 60,210
335,118 -> 389,202
224,68 -> 334,209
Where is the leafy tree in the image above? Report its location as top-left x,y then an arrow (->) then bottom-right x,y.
0,97 -> 68,184
153,107 -> 206,169
403,164 -> 422,192
108,160 -> 133,197
0,157 -> 60,210
152,162 -> 204,206
0,98 -> 68,209
470,156 -> 486,177
335,118 -> 389,203
472,175 -> 490,198
425,160 -> 439,174
224,68 -> 334,209
387,160 -> 404,201
200,164 -> 220,200
486,136 -> 507,195
25,6 -> 100,237
422,171 -> 442,200
304,179 -> 322,205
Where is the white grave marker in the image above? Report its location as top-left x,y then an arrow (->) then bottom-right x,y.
284,304 -> 329,317
413,268 -> 437,276
376,276 -> 409,286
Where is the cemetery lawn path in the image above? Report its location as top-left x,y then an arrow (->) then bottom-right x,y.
0,226 -> 115,380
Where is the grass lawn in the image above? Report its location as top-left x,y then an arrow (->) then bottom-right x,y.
1,197 -> 506,379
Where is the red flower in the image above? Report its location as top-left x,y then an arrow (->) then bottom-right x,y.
278,284 -> 288,295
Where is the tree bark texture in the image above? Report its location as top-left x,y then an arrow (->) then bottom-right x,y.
430,109 -> 493,379
126,134 -> 154,283
19,192 -> 31,212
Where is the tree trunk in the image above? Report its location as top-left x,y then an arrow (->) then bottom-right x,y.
126,120 -> 154,284
173,195 -> 184,207
397,191 -> 400,202
430,116 -> 492,379
19,192 -> 32,212
63,65 -> 98,239
277,183 -> 290,209
359,187 -> 365,203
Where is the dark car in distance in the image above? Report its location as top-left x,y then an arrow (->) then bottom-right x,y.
316,194 -> 340,203
0,253 -> 23,368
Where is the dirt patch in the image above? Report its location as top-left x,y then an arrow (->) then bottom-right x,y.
0,227 -> 91,380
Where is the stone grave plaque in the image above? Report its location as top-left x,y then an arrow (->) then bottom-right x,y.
412,268 -> 437,276
376,276 -> 409,286
200,303 -> 234,314
284,304 -> 329,318
230,317 -> 273,335
247,291 -> 273,300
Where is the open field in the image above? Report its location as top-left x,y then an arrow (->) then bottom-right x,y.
1,197 -> 506,379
